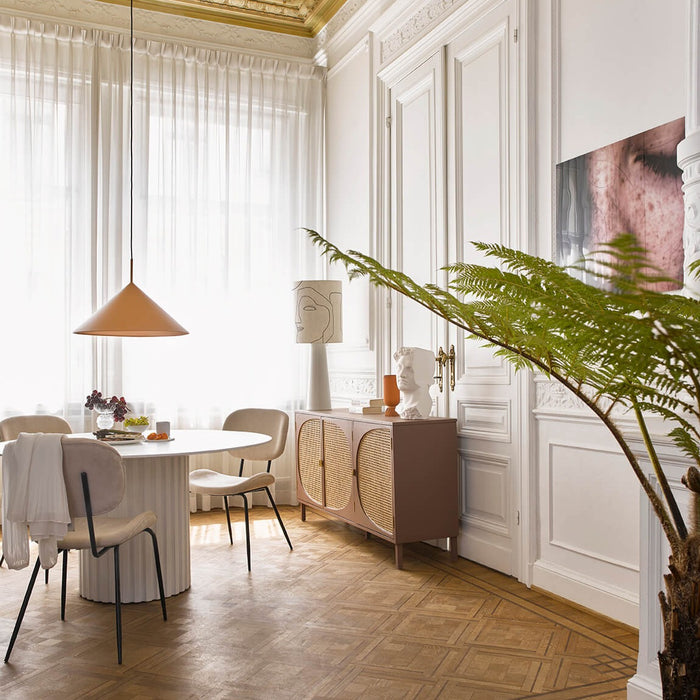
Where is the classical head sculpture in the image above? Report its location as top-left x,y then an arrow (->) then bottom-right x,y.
393,346 -> 435,419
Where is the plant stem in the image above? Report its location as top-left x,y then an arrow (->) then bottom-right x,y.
633,403 -> 687,541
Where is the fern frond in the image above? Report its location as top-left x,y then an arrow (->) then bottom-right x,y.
306,228 -> 700,551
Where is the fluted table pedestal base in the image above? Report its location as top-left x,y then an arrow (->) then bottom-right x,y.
80,455 -> 190,603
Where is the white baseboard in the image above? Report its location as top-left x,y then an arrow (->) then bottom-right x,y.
532,560 -> 638,627
627,673 -> 661,700
459,534 -> 512,574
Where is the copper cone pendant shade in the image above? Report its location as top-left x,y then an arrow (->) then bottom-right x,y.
74,267 -> 188,337
74,0 -> 187,338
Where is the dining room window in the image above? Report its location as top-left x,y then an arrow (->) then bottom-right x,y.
0,14 -> 324,430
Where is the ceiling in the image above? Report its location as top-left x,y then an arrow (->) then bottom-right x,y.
98,0 -> 347,37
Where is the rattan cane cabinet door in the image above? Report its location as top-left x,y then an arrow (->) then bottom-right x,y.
356,428 -> 394,534
322,420 -> 353,510
298,417 -> 323,504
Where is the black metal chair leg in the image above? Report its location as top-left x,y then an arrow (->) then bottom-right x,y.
60,550 -> 69,620
5,557 -> 41,663
241,493 -> 251,572
223,495 -> 233,545
264,487 -> 293,552
0,554 -> 4,567
145,528 -> 167,621
113,546 -> 122,665
44,567 -> 49,584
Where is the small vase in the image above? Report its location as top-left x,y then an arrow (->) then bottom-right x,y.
383,374 -> 400,417
95,407 -> 115,430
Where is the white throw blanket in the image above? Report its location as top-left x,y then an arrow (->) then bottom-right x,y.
1,433 -> 70,570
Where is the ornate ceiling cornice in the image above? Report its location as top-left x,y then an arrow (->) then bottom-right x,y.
97,0 -> 346,37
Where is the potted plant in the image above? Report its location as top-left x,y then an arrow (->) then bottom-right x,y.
306,228 -> 700,699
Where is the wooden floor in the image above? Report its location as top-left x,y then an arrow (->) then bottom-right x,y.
0,507 -> 638,699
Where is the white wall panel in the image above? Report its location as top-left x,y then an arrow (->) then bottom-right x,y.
559,0 -> 685,161
327,41 -> 372,351
458,398 -> 511,441
548,442 -> 639,570
534,411 -> 641,625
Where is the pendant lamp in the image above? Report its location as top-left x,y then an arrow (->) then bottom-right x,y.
74,0 -> 187,337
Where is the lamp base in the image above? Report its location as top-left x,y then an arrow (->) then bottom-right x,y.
307,343 -> 331,410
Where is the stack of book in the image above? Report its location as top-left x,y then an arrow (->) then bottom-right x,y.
348,398 -> 384,414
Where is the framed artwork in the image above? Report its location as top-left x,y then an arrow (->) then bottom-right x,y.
556,117 -> 685,291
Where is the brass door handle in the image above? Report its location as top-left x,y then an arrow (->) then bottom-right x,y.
447,344 -> 455,391
435,347 -> 447,392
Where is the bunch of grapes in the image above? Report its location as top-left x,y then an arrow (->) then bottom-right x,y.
85,390 -> 130,423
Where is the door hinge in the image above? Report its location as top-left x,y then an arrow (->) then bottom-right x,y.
385,116 -> 392,128
513,28 -> 518,43
516,510 -> 520,525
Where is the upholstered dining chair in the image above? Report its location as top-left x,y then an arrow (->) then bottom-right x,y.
0,415 -> 72,575
189,408 -> 293,571
0,414 -> 72,441
4,437 -> 167,665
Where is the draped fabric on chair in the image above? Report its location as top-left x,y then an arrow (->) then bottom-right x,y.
0,13 -> 324,467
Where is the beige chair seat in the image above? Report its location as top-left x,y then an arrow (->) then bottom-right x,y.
59,512 -> 157,549
189,469 -> 273,497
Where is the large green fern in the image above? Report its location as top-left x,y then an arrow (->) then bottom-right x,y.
305,228 -> 700,553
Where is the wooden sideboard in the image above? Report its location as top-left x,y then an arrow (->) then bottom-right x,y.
295,409 -> 459,568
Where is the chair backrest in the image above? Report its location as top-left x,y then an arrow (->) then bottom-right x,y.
223,408 -> 289,463
61,438 -> 125,517
0,414 -> 72,441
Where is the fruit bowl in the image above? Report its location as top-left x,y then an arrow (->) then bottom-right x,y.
124,416 -> 150,433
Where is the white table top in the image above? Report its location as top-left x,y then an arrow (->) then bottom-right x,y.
0,429 -> 271,459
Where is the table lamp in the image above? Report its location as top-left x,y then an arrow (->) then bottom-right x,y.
294,280 -> 342,410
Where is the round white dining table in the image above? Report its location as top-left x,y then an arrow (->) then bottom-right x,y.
1,430 -> 271,604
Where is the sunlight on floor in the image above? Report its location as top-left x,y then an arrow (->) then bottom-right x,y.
189,509 -> 282,544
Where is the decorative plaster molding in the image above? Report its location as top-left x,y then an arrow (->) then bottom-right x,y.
380,0 -> 468,65
315,0 -> 367,50
535,378 -> 637,425
535,379 -> 586,412
0,0 -> 316,60
330,373 -> 377,398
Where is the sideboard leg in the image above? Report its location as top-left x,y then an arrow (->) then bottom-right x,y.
394,543 -> 403,569
448,536 -> 458,561
301,503 -> 306,521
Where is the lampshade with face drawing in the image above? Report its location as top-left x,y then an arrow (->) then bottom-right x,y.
293,280 -> 342,410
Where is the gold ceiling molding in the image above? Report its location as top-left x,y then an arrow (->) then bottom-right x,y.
97,0 -> 347,37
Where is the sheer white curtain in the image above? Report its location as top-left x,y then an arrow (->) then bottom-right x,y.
0,14 -> 324,497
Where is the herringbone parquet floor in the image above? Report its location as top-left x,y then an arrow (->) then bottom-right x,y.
0,507 -> 638,699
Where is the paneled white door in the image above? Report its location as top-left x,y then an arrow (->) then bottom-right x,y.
388,49 -> 448,419
384,0 -> 524,577
445,0 -> 523,575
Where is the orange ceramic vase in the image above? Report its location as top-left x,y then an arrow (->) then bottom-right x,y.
383,374 -> 400,417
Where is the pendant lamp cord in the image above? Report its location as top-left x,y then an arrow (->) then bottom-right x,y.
129,0 -> 134,283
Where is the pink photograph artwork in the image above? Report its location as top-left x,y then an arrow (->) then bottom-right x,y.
556,117 -> 685,291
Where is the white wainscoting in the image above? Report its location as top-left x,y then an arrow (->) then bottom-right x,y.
533,391 -> 640,626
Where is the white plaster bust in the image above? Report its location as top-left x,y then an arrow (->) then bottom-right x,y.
393,346 -> 435,419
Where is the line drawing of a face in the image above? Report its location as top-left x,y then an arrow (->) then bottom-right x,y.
294,282 -> 342,344
296,290 -> 331,343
